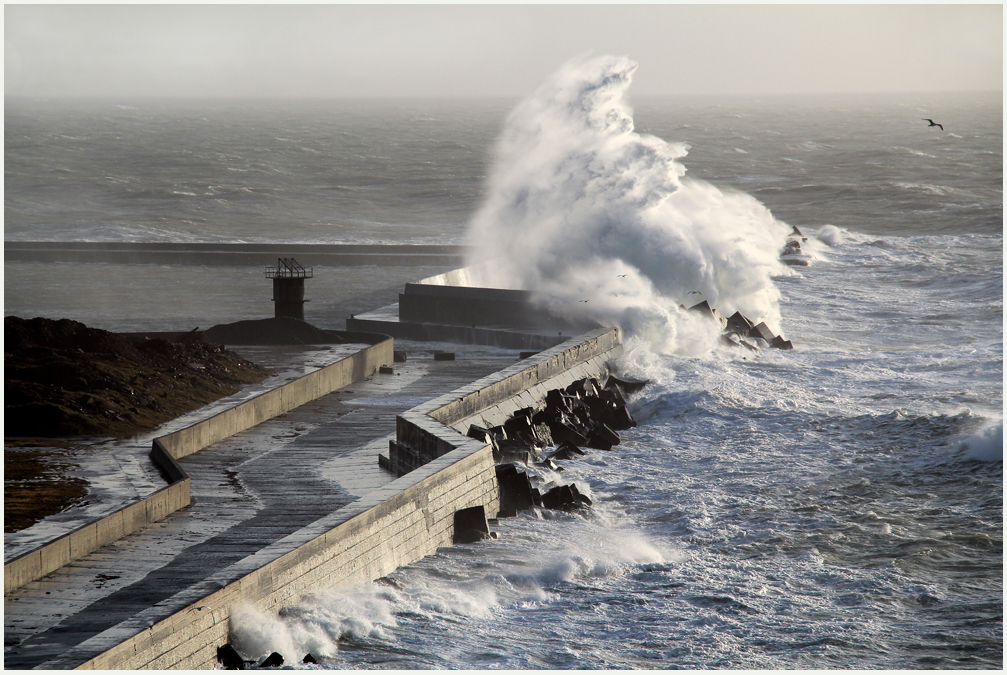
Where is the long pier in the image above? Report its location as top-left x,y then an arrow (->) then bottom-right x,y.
4,325 -> 620,669
3,241 -> 467,266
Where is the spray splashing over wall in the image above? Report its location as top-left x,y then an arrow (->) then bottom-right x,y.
466,55 -> 793,355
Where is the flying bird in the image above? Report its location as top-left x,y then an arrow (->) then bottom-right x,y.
617,274 -> 627,278
922,118 -> 943,130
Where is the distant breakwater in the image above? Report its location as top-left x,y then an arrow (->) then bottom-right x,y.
3,241 -> 467,267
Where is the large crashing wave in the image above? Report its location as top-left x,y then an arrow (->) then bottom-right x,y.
466,55 -> 793,355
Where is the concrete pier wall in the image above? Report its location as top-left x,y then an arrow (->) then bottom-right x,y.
390,327 -> 620,475
63,444 -> 499,670
62,328 -> 621,670
3,337 -> 394,595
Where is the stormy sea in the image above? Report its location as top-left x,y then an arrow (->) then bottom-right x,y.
5,55 -> 1002,668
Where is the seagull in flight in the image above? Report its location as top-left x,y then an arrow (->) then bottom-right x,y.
923,118 -> 943,130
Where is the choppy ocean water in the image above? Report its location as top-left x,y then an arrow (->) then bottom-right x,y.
4,83 -> 1002,668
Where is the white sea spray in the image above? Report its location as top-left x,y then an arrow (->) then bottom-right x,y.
960,419 -> 1004,462
466,55 -> 793,355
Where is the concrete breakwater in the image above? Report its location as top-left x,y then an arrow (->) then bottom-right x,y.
21,327 -> 622,670
4,332 -> 393,595
3,241 -> 467,267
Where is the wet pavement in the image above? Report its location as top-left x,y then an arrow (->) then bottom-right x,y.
4,343 -> 369,562
4,340 -> 521,669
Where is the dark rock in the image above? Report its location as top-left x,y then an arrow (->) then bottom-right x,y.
488,424 -> 509,440
585,423 -> 620,451
567,405 -> 595,434
503,415 -> 534,441
393,350 -> 408,363
496,464 -> 539,515
550,419 -> 589,447
536,458 -> 563,472
531,408 -> 558,429
688,299 -> 716,318
748,322 -> 776,342
569,483 -> 592,507
453,505 -> 491,544
566,377 -> 601,400
541,483 -> 591,511
467,424 -> 494,443
216,644 -> 246,670
606,405 -> 637,431
433,352 -> 455,361
726,311 -> 754,336
688,300 -> 727,328
302,653 -> 318,664
530,422 -> 554,447
770,336 -> 794,350
583,396 -> 634,431
721,334 -> 742,349
378,365 -> 394,374
721,333 -> 758,352
548,440 -> 586,461
259,652 -> 284,668
599,385 -> 626,408
606,376 -> 647,394
495,438 -> 537,465
545,387 -> 581,412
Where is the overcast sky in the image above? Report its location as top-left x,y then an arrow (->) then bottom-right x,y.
5,4 -> 1002,99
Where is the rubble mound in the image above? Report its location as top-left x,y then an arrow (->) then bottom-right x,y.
4,316 -> 271,438
199,317 -> 344,345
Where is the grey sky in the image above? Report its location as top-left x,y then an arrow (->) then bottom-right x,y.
5,4 -> 1002,99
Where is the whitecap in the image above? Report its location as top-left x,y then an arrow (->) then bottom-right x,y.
959,420 -> 1003,462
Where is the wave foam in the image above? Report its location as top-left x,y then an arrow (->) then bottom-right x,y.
960,420 -> 1003,462
466,55 -> 792,355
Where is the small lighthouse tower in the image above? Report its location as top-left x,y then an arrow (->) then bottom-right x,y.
265,257 -> 312,321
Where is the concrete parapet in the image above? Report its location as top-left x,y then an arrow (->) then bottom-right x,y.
56,441 -> 500,670
389,327 -> 620,474
4,336 -> 393,595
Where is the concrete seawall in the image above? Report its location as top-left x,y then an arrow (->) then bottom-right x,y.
390,327 -> 621,475
53,327 -> 621,670
3,336 -> 394,595
4,241 -> 467,266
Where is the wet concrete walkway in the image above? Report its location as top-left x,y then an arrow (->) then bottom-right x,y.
4,342 -> 519,670
3,343 -> 366,562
